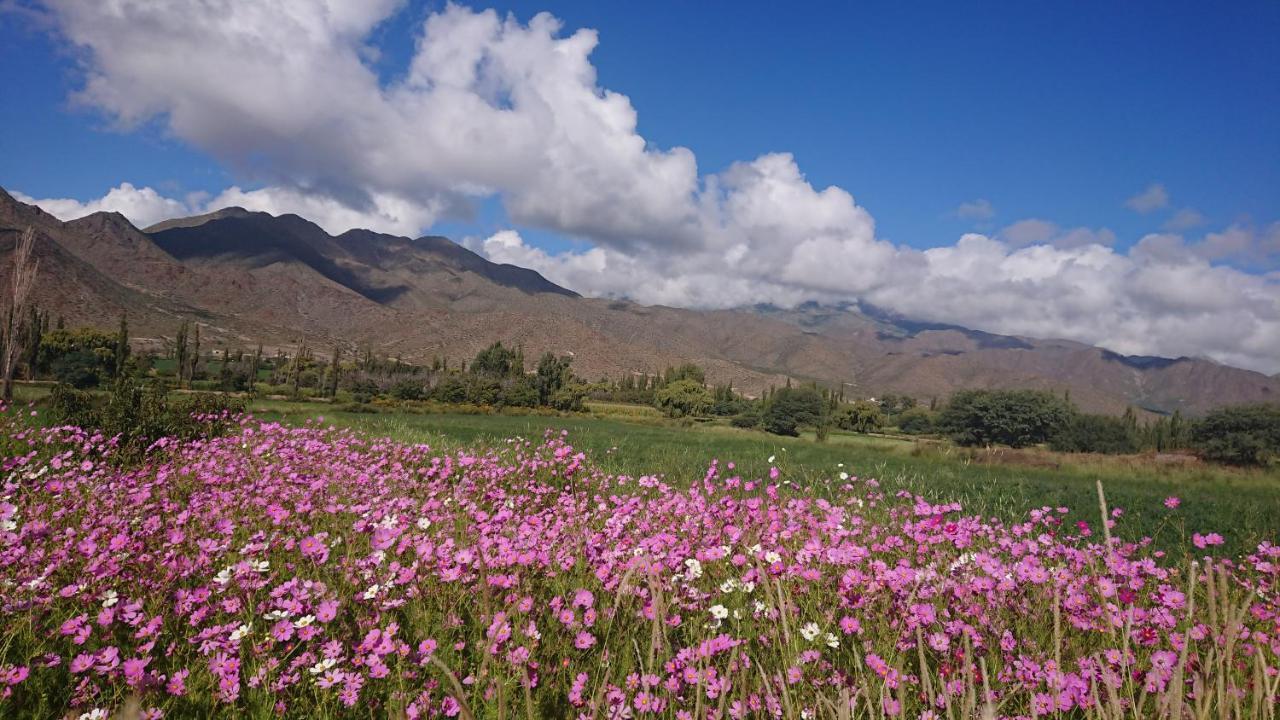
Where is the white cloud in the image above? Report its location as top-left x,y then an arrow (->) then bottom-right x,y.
20,1 -> 1280,374
1163,207 -> 1205,231
11,183 -> 189,229
998,219 -> 1115,249
14,182 -> 437,236
1125,183 -> 1169,213
954,198 -> 994,221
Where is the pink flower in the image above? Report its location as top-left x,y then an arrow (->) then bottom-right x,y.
1193,533 -> 1224,549
315,599 -> 339,623
1163,496 -> 1181,509
573,631 -> 596,650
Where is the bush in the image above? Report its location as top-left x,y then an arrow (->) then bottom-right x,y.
835,401 -> 884,433
50,350 -> 104,388
431,378 -> 468,404
1191,404 -> 1280,466
761,387 -> 823,436
499,379 -> 540,408
549,382 -> 588,412
1050,414 -> 1138,454
654,379 -> 713,418
47,379 -> 244,460
730,413 -> 760,429
349,379 -> 382,404
389,379 -> 427,401
937,389 -> 1072,448
896,407 -> 935,435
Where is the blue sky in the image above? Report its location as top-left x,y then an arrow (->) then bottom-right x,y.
2,1 -> 1279,371
4,1 -> 1276,251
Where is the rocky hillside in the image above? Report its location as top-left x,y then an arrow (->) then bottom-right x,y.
3,187 -> 1275,415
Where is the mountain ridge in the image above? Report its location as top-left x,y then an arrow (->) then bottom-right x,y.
3,187 -> 1276,415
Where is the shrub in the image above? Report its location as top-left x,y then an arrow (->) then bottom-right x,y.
1191,403 -> 1280,466
835,401 -> 884,433
937,389 -> 1072,448
653,379 -> 713,418
499,379 -> 540,408
896,407 -> 935,435
730,413 -> 760,429
761,387 -> 823,436
46,378 -> 244,460
549,382 -> 588,412
431,378 -> 468,404
1050,413 -> 1138,454
389,379 -> 427,401
350,379 -> 382,404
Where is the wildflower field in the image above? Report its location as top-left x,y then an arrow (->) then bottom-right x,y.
1,408 -> 1278,719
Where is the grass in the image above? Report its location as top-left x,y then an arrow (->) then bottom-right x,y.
250,397 -> 1280,557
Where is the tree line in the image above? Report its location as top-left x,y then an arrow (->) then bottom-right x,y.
15,311 -> 1280,467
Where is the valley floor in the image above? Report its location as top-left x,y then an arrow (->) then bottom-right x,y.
251,397 -> 1280,558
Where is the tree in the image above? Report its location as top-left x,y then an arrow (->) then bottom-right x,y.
1049,414 -> 1138,454
113,314 -> 130,379
654,379 -> 714,417
1191,404 -> 1280,466
896,407 -> 935,435
471,342 -> 516,377
247,343 -> 263,396
326,345 -> 342,398
19,306 -> 45,381
761,386 -> 823,437
937,389 -> 1073,448
2,227 -> 39,401
174,321 -> 190,387
837,400 -> 885,433
662,363 -> 706,386
534,352 -> 573,405
38,327 -> 117,389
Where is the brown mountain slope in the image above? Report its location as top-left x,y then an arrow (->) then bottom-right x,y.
3,187 -> 1276,415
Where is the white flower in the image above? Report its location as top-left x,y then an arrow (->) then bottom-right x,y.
230,623 -> 252,641
753,600 -> 767,614
825,632 -> 839,649
838,472 -> 849,481
683,558 -> 703,579
767,455 -> 776,463
214,567 -> 233,585
309,657 -> 337,675
79,710 -> 109,720
709,604 -> 729,620
0,520 -> 15,532
764,551 -> 782,565
719,579 -> 738,594
362,584 -> 380,600
293,614 -> 316,628
741,581 -> 756,594
416,517 -> 432,530
101,590 -> 119,609
252,560 -> 270,573
264,610 -> 291,621
800,622 -> 821,642
746,543 -> 762,556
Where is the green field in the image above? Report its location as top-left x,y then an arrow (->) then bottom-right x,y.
250,397 -> 1280,557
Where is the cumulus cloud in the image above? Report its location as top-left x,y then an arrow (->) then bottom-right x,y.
15,182 -> 440,236
954,198 -> 995,221
1164,207 -> 1205,232
11,183 -> 190,229
998,219 -> 1116,249
1125,183 -> 1169,213
20,1 -> 1280,374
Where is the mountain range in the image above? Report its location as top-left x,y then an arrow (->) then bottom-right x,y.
2,186 -> 1275,415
